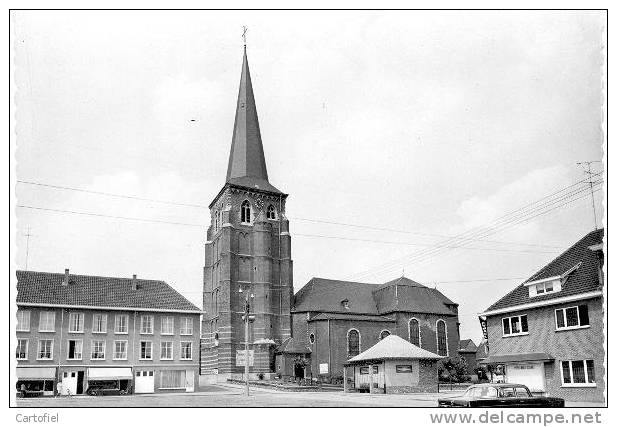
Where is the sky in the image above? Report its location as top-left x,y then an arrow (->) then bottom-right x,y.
13,11 -> 605,344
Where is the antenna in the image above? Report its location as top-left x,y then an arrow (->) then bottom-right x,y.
23,226 -> 35,270
576,161 -> 602,230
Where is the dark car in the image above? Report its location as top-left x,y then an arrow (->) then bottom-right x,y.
86,380 -> 131,396
438,383 -> 565,408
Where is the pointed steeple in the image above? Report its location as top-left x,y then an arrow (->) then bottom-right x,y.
226,47 -> 271,185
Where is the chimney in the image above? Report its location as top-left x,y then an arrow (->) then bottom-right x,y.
132,274 -> 138,291
62,268 -> 70,286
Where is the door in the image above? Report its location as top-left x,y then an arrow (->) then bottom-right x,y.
185,370 -> 194,392
76,371 -> 84,395
135,370 -> 154,393
505,363 -> 545,392
62,371 -> 78,395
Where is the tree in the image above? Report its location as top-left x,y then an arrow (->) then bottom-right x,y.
438,356 -> 470,382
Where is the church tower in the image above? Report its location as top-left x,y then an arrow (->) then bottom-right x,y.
201,46 -> 293,380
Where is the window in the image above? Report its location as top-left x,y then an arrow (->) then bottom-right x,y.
91,340 -> 106,360
241,200 -> 251,224
114,340 -> 128,360
140,315 -> 153,334
180,342 -> 193,360
347,329 -> 360,357
16,310 -> 30,332
38,311 -> 55,332
267,205 -> 276,220
68,313 -> 84,333
409,318 -> 421,347
92,314 -> 108,333
180,317 -> 193,335
16,339 -> 28,360
502,314 -> 529,336
379,330 -> 391,340
161,316 -> 174,335
396,365 -> 413,373
67,339 -> 83,360
359,366 -> 369,374
561,360 -> 596,386
555,305 -> 590,330
214,210 -> 219,231
37,339 -> 53,360
160,370 -> 186,389
536,281 -> 554,295
161,341 -> 173,360
436,320 -> 448,356
140,341 -> 153,360
115,314 -> 128,334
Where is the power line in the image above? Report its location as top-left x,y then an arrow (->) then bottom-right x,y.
16,205 -> 204,228
15,205 -> 560,256
355,185 -> 602,281
17,180 -> 208,209
294,233 -> 559,254
17,178 -> 565,250
351,181 -> 603,281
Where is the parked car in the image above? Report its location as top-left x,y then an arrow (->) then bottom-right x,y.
438,383 -> 565,407
86,380 -> 131,396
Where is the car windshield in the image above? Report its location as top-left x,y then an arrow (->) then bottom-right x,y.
500,386 -> 531,398
463,386 -> 498,398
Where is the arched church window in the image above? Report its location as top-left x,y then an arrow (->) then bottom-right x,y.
437,319 -> 448,356
379,330 -> 390,340
409,318 -> 421,347
347,329 -> 360,357
214,211 -> 219,231
241,200 -> 251,224
267,205 -> 276,220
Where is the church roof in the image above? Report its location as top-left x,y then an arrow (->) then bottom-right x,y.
225,47 -> 282,195
345,334 -> 442,364
293,276 -> 457,317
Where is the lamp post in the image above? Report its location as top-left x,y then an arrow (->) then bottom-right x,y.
239,287 -> 255,396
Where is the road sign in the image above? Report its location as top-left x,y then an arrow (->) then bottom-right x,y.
236,350 -> 254,366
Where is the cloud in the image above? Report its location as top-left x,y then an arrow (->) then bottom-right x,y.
454,165 -> 571,237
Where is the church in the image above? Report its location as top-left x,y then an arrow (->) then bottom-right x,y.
200,46 -> 461,383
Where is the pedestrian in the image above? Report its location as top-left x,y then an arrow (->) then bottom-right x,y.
56,381 -> 62,398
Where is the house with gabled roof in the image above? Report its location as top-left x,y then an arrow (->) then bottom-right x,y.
16,269 -> 201,396
479,228 -> 604,403
283,276 -> 460,380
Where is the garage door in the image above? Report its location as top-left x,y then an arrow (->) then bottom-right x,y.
135,370 -> 154,394
505,363 -> 545,392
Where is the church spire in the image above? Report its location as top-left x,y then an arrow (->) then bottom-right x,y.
226,46 -> 269,184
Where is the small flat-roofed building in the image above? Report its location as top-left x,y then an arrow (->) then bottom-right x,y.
343,334 -> 442,394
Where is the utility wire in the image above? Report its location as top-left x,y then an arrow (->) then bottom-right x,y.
351,182 -> 603,281
354,184 -> 602,281
16,179 -> 565,250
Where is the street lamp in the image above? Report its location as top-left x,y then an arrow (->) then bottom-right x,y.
238,287 -> 255,396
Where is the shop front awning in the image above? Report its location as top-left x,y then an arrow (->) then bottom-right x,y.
87,367 -> 133,381
16,366 -> 57,380
483,352 -> 554,364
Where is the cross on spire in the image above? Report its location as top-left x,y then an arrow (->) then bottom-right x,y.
242,26 -> 248,47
